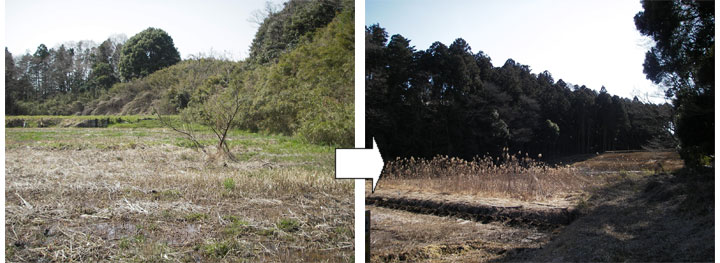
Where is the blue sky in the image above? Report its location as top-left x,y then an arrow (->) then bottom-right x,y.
6,0 -> 287,60
366,0 -> 666,103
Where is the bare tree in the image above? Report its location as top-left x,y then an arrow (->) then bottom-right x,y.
195,83 -> 243,161
154,108 -> 207,154
155,73 -> 245,162
248,1 -> 280,26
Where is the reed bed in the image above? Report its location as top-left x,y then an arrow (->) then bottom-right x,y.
381,151 -> 591,201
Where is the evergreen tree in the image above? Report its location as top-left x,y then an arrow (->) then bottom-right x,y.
119,27 -> 181,80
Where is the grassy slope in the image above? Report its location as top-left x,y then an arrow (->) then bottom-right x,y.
5,127 -> 353,262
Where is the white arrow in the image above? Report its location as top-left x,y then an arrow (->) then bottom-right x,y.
335,138 -> 385,193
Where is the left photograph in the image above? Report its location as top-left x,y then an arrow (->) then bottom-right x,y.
5,0 -> 354,261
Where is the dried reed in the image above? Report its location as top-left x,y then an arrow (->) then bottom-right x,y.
382,150 -> 589,201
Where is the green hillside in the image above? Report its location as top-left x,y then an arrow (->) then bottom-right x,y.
5,0 -> 354,146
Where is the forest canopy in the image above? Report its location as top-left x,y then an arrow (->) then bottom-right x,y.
366,24 -> 675,161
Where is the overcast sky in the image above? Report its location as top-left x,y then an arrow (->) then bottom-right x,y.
366,0 -> 667,103
6,0 -> 287,61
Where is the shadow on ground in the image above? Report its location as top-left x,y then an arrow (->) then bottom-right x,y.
492,169 -> 714,262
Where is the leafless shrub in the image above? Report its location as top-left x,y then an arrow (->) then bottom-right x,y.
153,72 -> 244,162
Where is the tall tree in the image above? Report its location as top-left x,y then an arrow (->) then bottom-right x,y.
6,48 -> 20,114
31,44 -> 51,98
635,0 -> 714,167
88,62 -> 117,97
50,45 -> 74,93
119,27 -> 181,80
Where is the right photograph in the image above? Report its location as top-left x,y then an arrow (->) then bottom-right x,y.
365,0 -> 714,262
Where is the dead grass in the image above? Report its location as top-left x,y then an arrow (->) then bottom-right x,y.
571,151 -> 684,172
369,151 -> 710,262
379,153 -> 591,202
497,171 -> 713,262
368,206 -> 552,262
5,128 -> 353,262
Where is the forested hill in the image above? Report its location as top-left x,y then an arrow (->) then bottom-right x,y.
366,24 -> 675,160
5,0 -> 354,146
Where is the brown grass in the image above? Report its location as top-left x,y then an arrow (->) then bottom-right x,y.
379,153 -> 591,202
571,151 -> 684,172
498,171 -> 713,262
368,151 -> 710,262
5,128 -> 353,262
368,206 -> 551,262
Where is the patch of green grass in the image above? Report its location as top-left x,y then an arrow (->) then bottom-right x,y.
223,178 -> 236,191
223,217 -> 252,237
185,213 -> 208,222
119,238 -> 131,249
134,233 -> 146,244
198,240 -> 239,258
277,218 -> 301,232
257,228 -> 275,236
264,137 -> 333,155
146,223 -> 159,232
235,151 -> 259,161
108,119 -> 163,129
173,137 -> 215,149
6,130 -> 46,142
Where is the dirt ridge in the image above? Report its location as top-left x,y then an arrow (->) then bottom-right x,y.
367,195 -> 578,228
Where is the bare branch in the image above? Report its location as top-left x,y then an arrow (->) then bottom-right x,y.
153,107 -> 206,153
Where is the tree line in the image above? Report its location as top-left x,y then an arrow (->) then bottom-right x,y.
5,37 -> 123,114
366,24 -> 675,161
5,27 -> 184,115
5,0 -> 354,147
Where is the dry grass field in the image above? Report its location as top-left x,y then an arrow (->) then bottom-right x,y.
5,127 -> 353,262
367,151 -> 712,262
